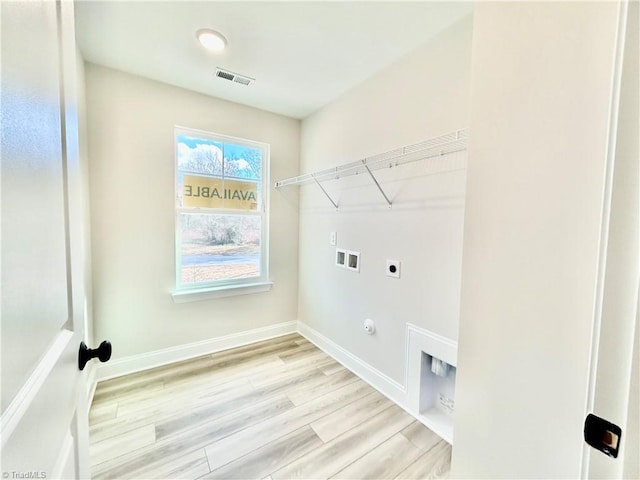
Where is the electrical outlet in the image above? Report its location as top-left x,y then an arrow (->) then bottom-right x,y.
386,260 -> 400,278
329,231 -> 337,246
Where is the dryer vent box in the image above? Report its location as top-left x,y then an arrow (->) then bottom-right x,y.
347,251 -> 360,272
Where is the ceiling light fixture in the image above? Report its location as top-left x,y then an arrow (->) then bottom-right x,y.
196,29 -> 227,53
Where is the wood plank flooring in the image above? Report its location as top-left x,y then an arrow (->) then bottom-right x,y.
89,334 -> 451,479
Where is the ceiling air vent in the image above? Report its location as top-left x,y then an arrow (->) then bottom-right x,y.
233,76 -> 251,86
215,68 -> 254,86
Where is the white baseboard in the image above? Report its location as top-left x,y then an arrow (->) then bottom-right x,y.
96,321 -> 297,381
296,321 -> 407,406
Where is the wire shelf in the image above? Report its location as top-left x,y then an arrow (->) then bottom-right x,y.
274,128 -> 468,208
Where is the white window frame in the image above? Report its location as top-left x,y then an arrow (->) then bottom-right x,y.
172,126 -> 271,302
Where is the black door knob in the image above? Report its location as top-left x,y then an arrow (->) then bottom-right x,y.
78,340 -> 112,371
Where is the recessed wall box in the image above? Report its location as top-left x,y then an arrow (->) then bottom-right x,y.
336,248 -> 347,268
420,352 -> 457,420
347,251 -> 360,272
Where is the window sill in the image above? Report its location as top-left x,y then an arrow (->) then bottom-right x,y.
171,281 -> 273,303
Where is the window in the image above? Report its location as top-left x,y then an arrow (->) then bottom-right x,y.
174,127 -> 270,297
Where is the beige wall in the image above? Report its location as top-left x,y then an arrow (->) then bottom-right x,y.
452,2 -> 624,477
298,16 -> 473,384
85,64 -> 300,359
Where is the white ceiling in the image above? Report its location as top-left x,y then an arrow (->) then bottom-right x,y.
75,1 -> 473,119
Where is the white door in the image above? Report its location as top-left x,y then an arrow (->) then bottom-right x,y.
1,1 -> 92,478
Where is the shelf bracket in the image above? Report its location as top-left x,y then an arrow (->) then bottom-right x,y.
363,161 -> 392,208
312,174 -> 339,209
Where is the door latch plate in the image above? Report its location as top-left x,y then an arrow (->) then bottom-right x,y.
584,413 -> 622,458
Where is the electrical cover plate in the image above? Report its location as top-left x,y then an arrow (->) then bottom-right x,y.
584,413 -> 622,458
386,260 -> 400,278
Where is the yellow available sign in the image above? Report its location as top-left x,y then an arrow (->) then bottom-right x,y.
182,174 -> 258,210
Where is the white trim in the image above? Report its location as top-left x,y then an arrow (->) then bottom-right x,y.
0,330 -> 74,447
171,281 -> 273,303
582,1 -> 629,477
296,321 -> 406,406
407,324 -> 458,367
51,431 -> 74,480
174,125 -> 269,151
96,321 -> 297,381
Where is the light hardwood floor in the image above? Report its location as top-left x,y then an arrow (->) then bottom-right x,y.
89,334 -> 451,479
